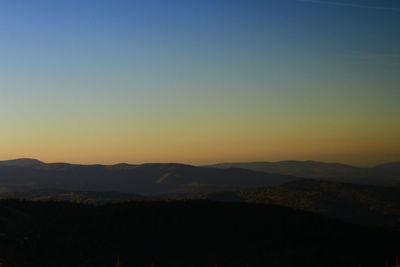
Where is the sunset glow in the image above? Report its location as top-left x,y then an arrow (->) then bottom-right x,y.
0,0 -> 399,166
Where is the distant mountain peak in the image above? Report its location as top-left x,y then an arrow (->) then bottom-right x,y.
0,158 -> 44,167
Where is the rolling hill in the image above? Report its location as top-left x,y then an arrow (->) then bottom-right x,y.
0,158 -> 44,167
4,179 -> 400,229
0,159 -> 297,195
207,160 -> 400,186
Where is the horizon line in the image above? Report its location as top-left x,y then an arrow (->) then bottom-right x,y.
1,157 -> 398,168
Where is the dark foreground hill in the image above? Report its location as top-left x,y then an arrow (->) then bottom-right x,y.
0,159 -> 297,195
207,160 -> 400,186
195,180 -> 400,227
0,200 -> 399,267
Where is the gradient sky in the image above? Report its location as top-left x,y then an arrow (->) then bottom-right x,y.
0,0 -> 399,166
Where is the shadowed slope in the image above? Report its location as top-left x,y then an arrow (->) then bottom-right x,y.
196,179 -> 400,227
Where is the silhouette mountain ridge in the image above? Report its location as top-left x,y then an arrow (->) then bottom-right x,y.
0,159 -> 297,195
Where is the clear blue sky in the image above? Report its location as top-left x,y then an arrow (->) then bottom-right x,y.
0,0 -> 399,165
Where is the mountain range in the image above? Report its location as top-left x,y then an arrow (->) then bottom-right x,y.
1,158 -> 400,196
0,158 -> 297,195
2,158 -> 400,230
207,160 -> 400,186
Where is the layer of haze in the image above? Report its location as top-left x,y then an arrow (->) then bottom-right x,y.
0,0 -> 399,166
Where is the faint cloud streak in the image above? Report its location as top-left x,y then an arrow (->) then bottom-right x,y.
299,0 -> 400,11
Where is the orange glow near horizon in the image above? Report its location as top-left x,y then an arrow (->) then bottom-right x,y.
0,1 -> 399,167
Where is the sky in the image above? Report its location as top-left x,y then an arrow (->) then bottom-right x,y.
0,0 -> 399,166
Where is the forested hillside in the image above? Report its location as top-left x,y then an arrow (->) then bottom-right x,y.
197,180 -> 400,227
0,200 -> 399,267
